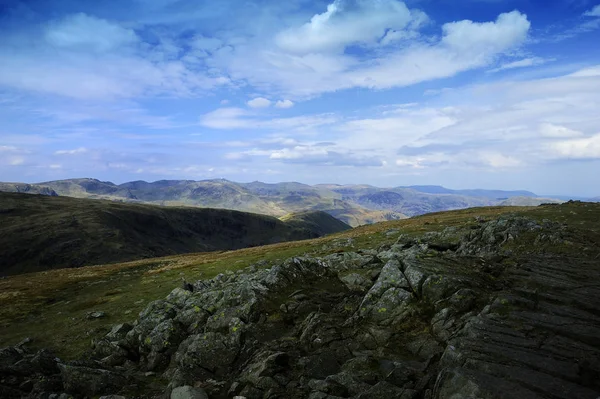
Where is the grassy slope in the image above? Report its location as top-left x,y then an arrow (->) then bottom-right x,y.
0,193 -> 350,276
3,202 -> 599,360
279,210 -> 354,236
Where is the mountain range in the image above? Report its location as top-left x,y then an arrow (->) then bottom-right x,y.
0,178 -> 579,226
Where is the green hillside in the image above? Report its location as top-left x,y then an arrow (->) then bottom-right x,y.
0,192 -> 350,276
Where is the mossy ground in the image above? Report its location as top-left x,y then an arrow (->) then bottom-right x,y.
1,203 -> 598,360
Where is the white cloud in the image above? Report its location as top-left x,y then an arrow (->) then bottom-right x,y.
275,0 -> 427,54
441,11 -> 530,55
481,153 -> 522,168
546,133 -> 600,159
584,5 -> 600,17
54,147 -> 88,155
9,157 -> 25,166
0,12 -> 230,100
275,99 -> 294,109
269,145 -> 328,160
539,123 -> 584,138
569,66 -> 600,78
325,64 -> 600,172
396,158 -> 426,169
217,9 -> 531,98
200,107 -> 338,130
247,97 -> 272,108
45,13 -> 137,52
200,108 -> 253,129
240,141 -> 383,167
0,145 -> 19,152
488,57 -> 552,73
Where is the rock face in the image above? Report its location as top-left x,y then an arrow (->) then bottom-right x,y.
1,215 -> 599,398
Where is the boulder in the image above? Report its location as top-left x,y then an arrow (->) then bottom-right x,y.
170,385 -> 209,399
338,272 -> 373,293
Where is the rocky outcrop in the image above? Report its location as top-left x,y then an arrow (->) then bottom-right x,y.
1,215 -> 598,398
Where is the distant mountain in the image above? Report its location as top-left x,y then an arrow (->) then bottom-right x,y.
321,185 -> 494,216
0,182 -> 58,196
403,185 -> 537,199
0,192 -> 350,276
20,178 -> 407,227
0,178 -> 565,224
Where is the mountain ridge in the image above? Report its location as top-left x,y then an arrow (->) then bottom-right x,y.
0,178 -> 582,226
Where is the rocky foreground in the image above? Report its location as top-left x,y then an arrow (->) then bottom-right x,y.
1,211 -> 600,398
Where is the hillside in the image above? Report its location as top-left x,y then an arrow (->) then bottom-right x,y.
0,202 -> 599,398
279,210 -> 354,236
0,192 -> 350,276
0,182 -> 58,196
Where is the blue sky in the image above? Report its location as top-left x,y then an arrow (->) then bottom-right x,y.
1,0 -> 599,196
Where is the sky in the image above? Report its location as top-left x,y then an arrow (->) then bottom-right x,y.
0,0 -> 599,196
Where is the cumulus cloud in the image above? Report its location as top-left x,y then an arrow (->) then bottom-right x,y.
217,8 -> 531,97
333,64 -> 600,171
275,0 -> 427,54
546,134 -> 600,159
275,99 -> 294,109
247,97 -> 272,108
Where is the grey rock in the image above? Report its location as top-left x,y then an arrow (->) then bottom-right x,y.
30,349 -> 60,375
174,330 -> 240,375
167,287 -> 193,307
105,323 -> 133,342
58,363 -> 127,397
0,347 -> 23,372
356,381 -> 416,399
325,371 -> 371,396
170,385 -> 209,399
359,259 -> 414,324
338,272 -> 373,293
86,311 -> 106,319
308,378 -> 348,396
